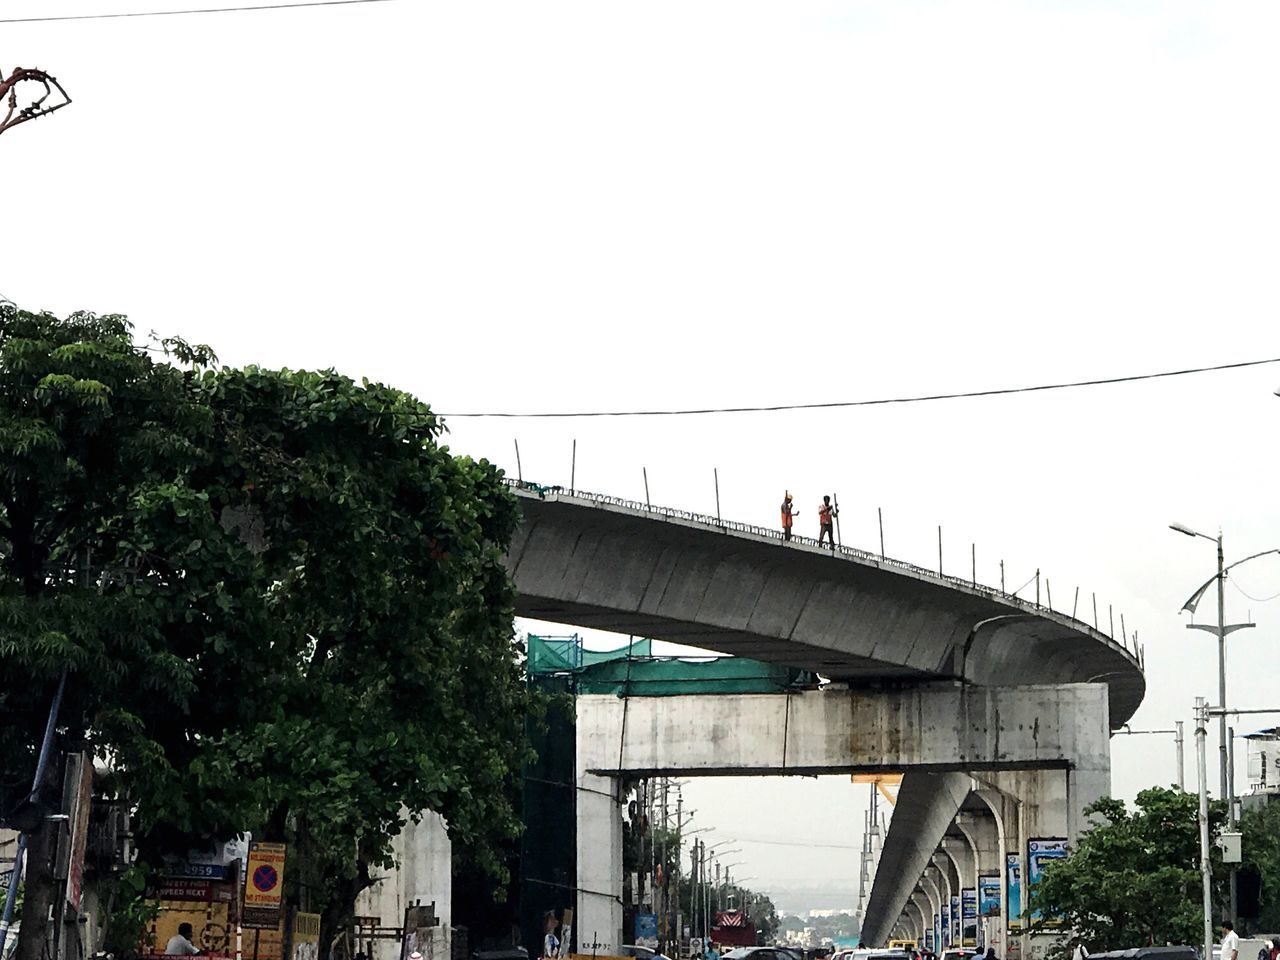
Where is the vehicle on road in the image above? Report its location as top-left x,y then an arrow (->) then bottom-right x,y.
619,947 -> 657,959
723,949 -> 798,960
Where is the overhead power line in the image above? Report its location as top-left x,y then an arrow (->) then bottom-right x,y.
0,0 -> 394,24
441,355 -> 1280,419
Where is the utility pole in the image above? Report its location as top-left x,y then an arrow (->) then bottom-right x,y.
0,66 -> 72,137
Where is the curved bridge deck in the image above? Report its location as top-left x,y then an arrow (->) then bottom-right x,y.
505,484 -> 1145,728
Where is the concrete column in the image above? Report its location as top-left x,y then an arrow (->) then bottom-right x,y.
972,789 -> 1009,955
931,851 -> 956,948
861,771 -> 971,946
919,869 -> 942,952
575,771 -> 623,954
956,811 -> 1000,950
909,894 -> 931,945
355,812 -> 452,960
942,837 -> 974,946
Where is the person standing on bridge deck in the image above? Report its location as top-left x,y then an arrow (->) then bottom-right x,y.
818,495 -> 837,548
781,492 -> 798,541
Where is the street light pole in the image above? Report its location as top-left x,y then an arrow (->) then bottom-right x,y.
1216,533 -> 1227,802
1170,525 -> 1280,923
1195,697 -> 1213,960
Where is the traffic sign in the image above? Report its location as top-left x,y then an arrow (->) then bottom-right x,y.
242,841 -> 287,930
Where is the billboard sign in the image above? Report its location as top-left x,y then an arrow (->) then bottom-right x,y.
961,889 -> 978,946
635,913 -> 658,949
1006,854 -> 1022,930
1027,838 -> 1069,923
979,875 -> 1000,918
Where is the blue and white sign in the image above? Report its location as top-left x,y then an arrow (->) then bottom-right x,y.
1027,838 -> 1069,923
951,895 -> 960,942
941,902 -> 950,947
166,862 -> 229,881
979,875 -> 1000,918
1006,853 -> 1022,930
635,914 -> 658,949
961,889 -> 978,946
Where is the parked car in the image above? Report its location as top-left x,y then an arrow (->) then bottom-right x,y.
619,947 -> 657,960
723,949 -> 797,960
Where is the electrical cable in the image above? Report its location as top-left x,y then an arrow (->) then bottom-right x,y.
440,355 -> 1280,418
1229,578 -> 1280,604
0,0 -> 394,24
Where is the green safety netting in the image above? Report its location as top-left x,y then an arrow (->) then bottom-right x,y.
526,634 -> 818,695
527,634 -> 653,673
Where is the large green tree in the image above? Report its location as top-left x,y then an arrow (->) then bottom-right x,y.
1027,787 -> 1226,955
0,307 -> 532,960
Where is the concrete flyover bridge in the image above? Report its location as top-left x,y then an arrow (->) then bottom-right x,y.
503,484 -> 1146,957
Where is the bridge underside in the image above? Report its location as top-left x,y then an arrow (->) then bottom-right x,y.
517,597 -> 926,679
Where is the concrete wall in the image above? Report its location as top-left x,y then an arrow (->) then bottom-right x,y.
356,812 -> 452,960
577,684 -> 1110,776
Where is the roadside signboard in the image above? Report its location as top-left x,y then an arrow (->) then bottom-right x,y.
1027,838 -> 1068,924
978,875 -> 1000,918
167,862 -> 230,881
243,842 -> 287,930
961,889 -> 978,946
1006,854 -> 1022,931
64,752 -> 94,912
635,914 -> 658,949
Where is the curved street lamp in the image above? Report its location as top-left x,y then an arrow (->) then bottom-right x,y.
1171,522 -> 1280,923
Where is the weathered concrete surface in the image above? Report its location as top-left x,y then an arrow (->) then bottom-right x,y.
356,812 -> 451,960
863,773 -> 973,947
575,767 -> 624,955
576,683 -> 1110,776
508,491 -> 1144,727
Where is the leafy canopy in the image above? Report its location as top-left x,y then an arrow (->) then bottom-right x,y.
0,306 -> 533,956
1028,787 -> 1226,954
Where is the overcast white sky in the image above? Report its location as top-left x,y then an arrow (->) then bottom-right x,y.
5,0 -> 1280,915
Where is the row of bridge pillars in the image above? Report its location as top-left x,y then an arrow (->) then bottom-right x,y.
885,769 -> 1081,960
573,766 -> 1084,960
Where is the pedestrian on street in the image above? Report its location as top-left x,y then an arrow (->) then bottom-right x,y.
818,495 -> 838,549
1222,922 -> 1239,960
542,912 -> 561,960
164,923 -> 202,956
984,948 -> 997,960
781,492 -> 798,541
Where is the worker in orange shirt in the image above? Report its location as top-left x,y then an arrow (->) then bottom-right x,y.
818,495 -> 838,549
780,492 -> 798,541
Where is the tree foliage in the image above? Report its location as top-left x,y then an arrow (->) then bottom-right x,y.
1241,799 -> 1280,932
0,306 -> 533,959
1027,787 -> 1226,954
